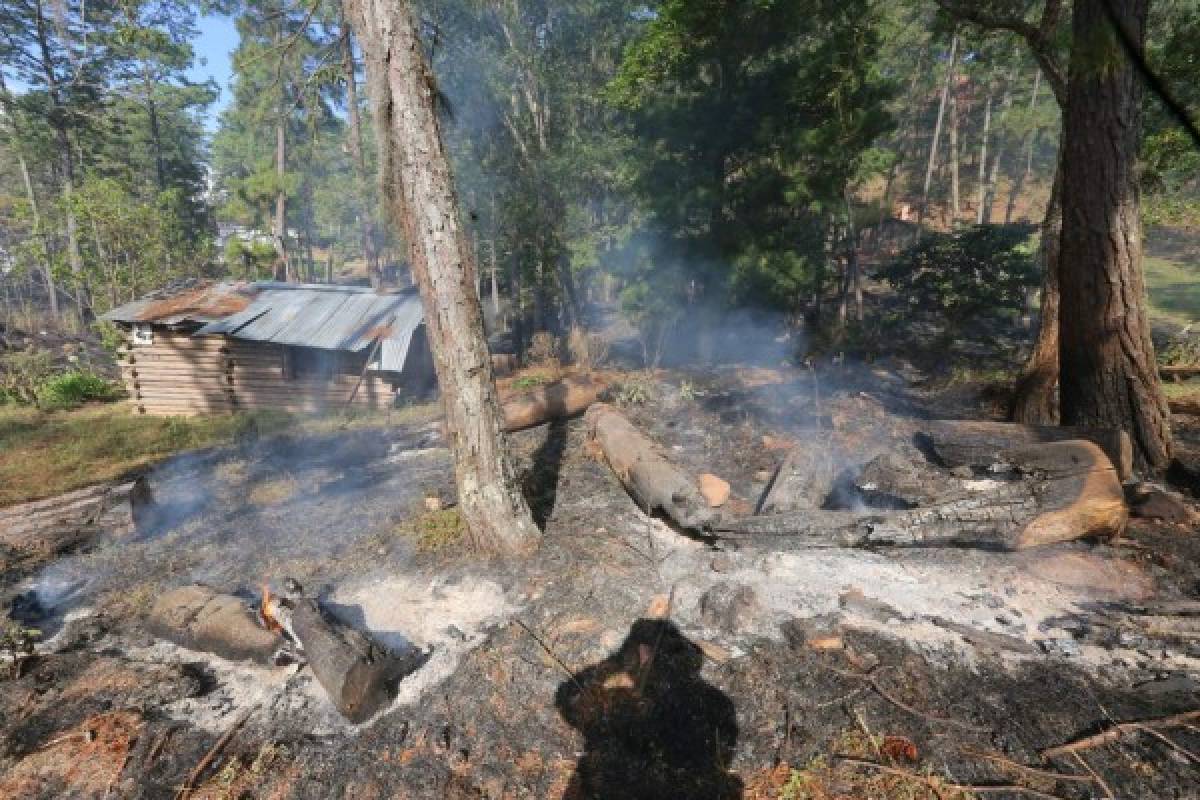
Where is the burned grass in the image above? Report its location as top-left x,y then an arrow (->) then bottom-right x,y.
1,365 -> 1199,798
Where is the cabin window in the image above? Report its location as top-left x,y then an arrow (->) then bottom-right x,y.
132,324 -> 154,346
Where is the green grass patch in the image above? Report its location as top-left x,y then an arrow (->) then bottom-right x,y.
1145,254 -> 1200,329
1162,379 -> 1200,399
396,507 -> 466,551
0,401 -> 438,507
511,374 -> 548,390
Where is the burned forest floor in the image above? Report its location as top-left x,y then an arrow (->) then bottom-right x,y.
3,351 -> 1200,800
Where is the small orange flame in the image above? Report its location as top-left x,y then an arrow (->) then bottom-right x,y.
259,582 -> 282,634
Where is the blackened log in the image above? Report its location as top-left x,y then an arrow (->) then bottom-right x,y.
756,440 -> 836,513
717,440 -> 1126,551
586,403 -> 716,530
0,477 -> 154,572
918,419 -> 1133,481
283,589 -> 428,723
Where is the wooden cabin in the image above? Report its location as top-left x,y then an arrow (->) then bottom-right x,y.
102,281 -> 432,416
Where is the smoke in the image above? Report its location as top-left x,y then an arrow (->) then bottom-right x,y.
17,423 -> 451,632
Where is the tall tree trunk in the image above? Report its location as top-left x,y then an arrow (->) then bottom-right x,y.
1006,70 -> 1042,224
142,67 -> 166,191
844,189 -> 863,321
271,21 -> 290,282
509,251 -> 524,357
874,50 -> 927,246
982,56 -> 1019,225
339,20 -> 382,289
346,0 -> 540,552
975,67 -> 996,225
1057,0 -> 1171,473
16,149 -> 58,319
917,35 -> 959,237
948,88 -> 961,221
1011,152 -> 1062,424
33,0 -> 89,321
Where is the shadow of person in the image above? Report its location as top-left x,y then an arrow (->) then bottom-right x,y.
555,618 -> 742,800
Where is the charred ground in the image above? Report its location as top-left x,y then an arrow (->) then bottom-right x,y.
2,350 -> 1200,799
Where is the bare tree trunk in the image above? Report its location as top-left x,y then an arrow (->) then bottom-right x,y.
1005,70 -> 1042,224
975,67 -> 996,225
347,0 -> 539,552
982,55 -> 1019,225
1010,154 -> 1062,424
917,35 -> 959,237
948,82 -> 961,220
340,20 -> 383,289
32,0 -> 88,321
16,151 -> 58,319
1058,0 -> 1171,473
271,22 -> 290,282
509,252 -> 525,357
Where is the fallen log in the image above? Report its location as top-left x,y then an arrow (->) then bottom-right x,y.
147,584 -> 281,665
756,438 -> 837,513
1168,395 -> 1200,416
264,579 -> 429,723
717,440 -> 1127,551
0,478 -> 154,571
918,419 -> 1133,481
502,374 -> 606,432
586,402 -> 716,530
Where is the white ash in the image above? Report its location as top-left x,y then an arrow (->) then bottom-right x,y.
634,517 -> 1200,677
111,574 -> 518,735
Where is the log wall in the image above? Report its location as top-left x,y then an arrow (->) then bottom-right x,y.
117,329 -> 396,416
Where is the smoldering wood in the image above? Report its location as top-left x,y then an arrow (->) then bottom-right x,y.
0,477 -> 153,571
586,403 -> 716,530
270,583 -> 429,723
501,375 -> 606,432
853,451 -> 955,508
756,439 -> 837,513
716,440 -> 1127,551
917,419 -> 1133,481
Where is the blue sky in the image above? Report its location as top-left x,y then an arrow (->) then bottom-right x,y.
187,13 -> 239,130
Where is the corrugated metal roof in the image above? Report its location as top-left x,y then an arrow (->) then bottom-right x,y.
193,282 -> 425,372
101,281 -> 259,325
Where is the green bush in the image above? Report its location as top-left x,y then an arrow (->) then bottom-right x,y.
37,370 -> 120,409
1,351 -> 56,405
878,225 -> 1040,335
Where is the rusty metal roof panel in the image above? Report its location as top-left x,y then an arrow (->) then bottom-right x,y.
101,281 -> 257,325
192,283 -> 425,371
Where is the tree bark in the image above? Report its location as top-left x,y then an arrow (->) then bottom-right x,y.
1011,156 -> 1062,424
1057,0 -> 1172,473
347,0 -> 540,552
340,19 -> 383,289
